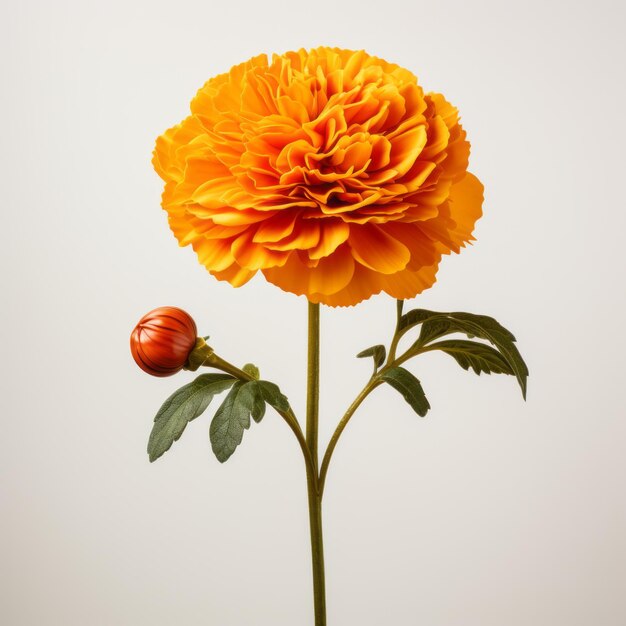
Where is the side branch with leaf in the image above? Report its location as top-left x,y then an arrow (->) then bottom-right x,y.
132,301 -> 527,626
319,301 -> 528,494
144,301 -> 527,488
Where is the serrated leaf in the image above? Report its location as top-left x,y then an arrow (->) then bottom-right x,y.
451,312 -> 516,341
257,380 -> 291,413
422,315 -> 527,399
244,381 -> 266,423
416,318 -> 453,345
414,313 -> 517,350
398,309 -> 528,399
381,367 -> 430,417
426,339 -> 515,376
357,344 -> 386,368
209,380 -> 291,462
210,382 -> 256,463
148,373 -> 236,462
397,309 -> 439,334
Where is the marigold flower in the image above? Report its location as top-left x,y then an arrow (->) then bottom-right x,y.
153,47 -> 483,306
131,307 -> 197,377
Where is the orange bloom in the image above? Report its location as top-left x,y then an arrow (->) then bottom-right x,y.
153,47 -> 483,306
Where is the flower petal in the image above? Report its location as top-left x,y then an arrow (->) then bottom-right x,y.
309,220 -> 350,259
447,172 -> 484,245
211,262 -> 257,287
193,237 -> 235,272
381,263 -> 440,299
348,224 -> 411,274
263,244 -> 355,297
310,263 -> 382,306
231,232 -> 291,270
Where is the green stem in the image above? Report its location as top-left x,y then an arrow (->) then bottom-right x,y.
204,353 -> 255,381
319,300 -> 404,495
306,303 -> 321,465
318,377 -> 382,496
305,302 -> 326,626
387,299 -> 405,364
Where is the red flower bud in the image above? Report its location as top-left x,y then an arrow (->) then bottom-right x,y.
130,306 -> 197,377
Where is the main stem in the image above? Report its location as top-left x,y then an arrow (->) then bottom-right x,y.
306,302 -> 326,626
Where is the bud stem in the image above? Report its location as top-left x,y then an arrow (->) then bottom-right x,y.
201,352 -> 255,381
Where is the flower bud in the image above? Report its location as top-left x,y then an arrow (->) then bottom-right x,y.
130,306 -> 197,377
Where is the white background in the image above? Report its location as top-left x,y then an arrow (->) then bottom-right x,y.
2,0 -> 625,624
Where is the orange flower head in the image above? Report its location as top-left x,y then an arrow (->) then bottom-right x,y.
131,306 -> 197,377
153,47 -> 483,306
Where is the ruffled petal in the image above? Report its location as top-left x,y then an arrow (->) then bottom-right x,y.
210,262 -> 256,287
446,172 -> 484,245
231,231 -> 291,270
348,224 -> 411,274
263,244 -> 355,297
310,262 -> 382,306
380,262 -> 440,300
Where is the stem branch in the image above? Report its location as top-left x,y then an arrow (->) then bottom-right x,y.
318,377 -> 382,496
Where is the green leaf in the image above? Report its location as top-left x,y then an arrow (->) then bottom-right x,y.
209,380 -> 292,462
416,317 -> 454,345
397,309 -> 439,334
357,344 -> 386,369
243,381 -> 266,423
397,309 -> 528,399
381,367 -> 430,417
148,373 -> 236,462
257,380 -> 291,413
416,313 -> 517,349
242,363 -> 260,380
210,382 -> 257,463
425,340 -> 515,376
451,312 -> 516,341
421,314 -> 527,398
